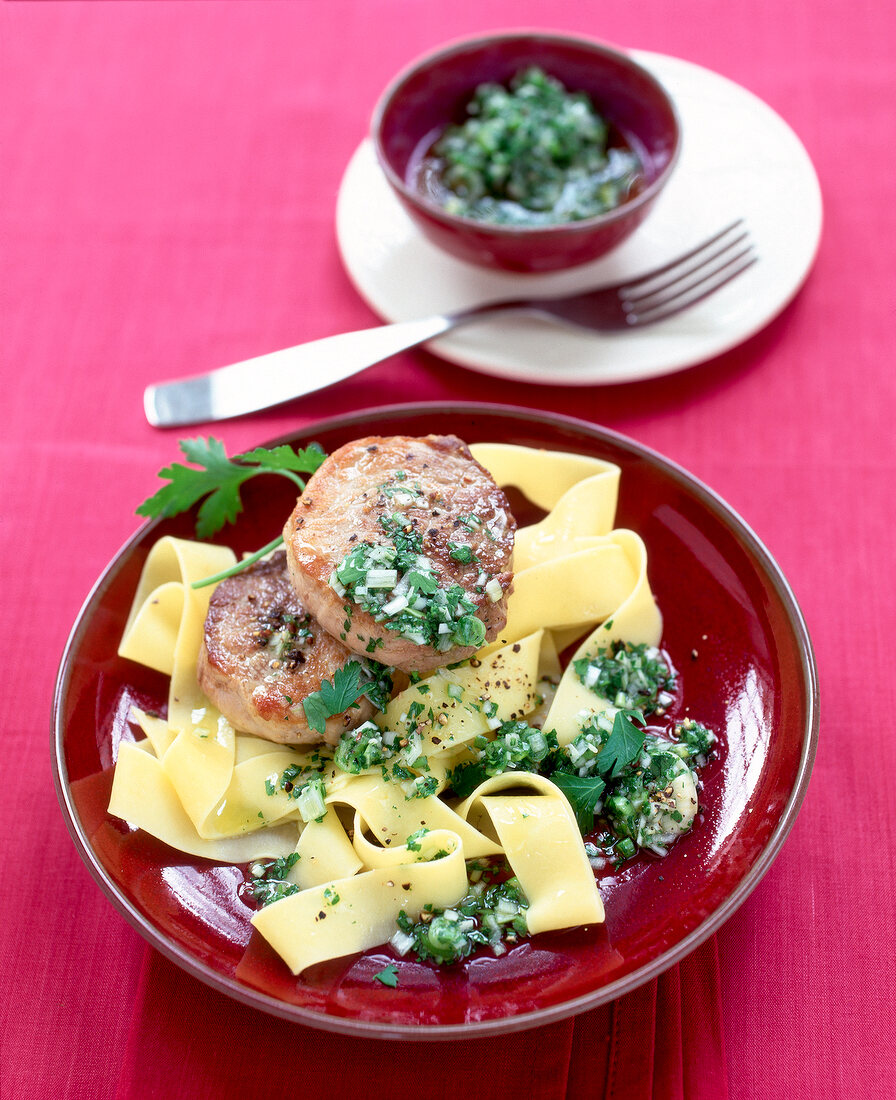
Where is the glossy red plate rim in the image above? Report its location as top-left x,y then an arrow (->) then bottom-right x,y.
52,403 -> 819,1039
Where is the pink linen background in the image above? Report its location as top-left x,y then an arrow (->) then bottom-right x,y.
2,1 -> 894,1097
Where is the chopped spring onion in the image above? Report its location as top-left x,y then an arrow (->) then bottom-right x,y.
394,869 -> 529,965
365,568 -> 398,588
389,928 -> 417,956
573,641 -> 676,714
381,594 -> 408,616
485,578 -> 504,602
295,777 -> 327,823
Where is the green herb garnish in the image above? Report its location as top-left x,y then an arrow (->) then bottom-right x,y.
136,437 -> 326,587
373,964 -> 399,987
334,720 -> 394,774
597,711 -> 647,779
430,66 -> 642,227
393,871 -> 528,965
448,722 -> 557,799
302,661 -> 366,735
330,535 -> 487,653
550,772 -> 608,834
244,852 -> 302,907
138,437 -> 325,536
574,641 -> 676,714
405,828 -> 430,852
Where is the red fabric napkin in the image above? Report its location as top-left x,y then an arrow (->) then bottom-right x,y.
108,942 -> 725,1099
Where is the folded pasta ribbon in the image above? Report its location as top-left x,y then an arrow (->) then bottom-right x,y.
108,739 -> 299,862
118,536 -> 236,729
455,772 -> 604,932
469,442 -> 619,516
250,830 -> 468,975
544,529 -> 662,744
376,630 -> 544,759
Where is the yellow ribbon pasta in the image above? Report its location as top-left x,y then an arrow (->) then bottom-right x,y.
119,536 -> 236,729
108,741 -> 299,862
109,441 -> 671,976
294,810 -> 363,888
250,831 -> 468,974
543,529 -> 663,744
492,539 -> 648,649
377,631 -> 544,757
331,775 -> 503,860
469,443 -> 618,515
455,773 -> 604,932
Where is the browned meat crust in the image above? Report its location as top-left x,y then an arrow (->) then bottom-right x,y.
197,550 -> 376,745
282,434 -> 515,673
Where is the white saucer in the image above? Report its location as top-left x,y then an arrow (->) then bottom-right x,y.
335,51 -> 822,387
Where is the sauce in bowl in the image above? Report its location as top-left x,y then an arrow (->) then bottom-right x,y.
413,67 -> 645,227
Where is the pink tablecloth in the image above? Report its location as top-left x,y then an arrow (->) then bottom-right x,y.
3,2 -> 894,1097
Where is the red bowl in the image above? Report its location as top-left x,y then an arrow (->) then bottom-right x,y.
52,403 -> 817,1039
371,32 -> 681,273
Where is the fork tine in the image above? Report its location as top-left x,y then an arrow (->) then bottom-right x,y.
625,240 -> 756,314
622,230 -> 751,306
618,218 -> 746,293
625,251 -> 759,326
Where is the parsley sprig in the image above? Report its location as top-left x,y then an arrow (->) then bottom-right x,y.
136,436 -> 326,587
302,661 -> 366,735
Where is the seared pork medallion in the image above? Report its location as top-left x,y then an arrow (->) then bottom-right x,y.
283,435 -> 516,673
198,550 -> 382,745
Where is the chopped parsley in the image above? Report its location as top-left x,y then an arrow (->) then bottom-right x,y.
428,66 -> 642,227
405,828 -> 430,852
334,719 -> 438,801
448,541 -> 477,564
358,661 -> 395,712
328,505 -> 488,652
335,721 -> 394,773
457,513 -> 483,531
271,762 -> 315,796
392,869 -> 528,965
673,718 -> 715,764
574,641 -> 676,714
243,852 -> 302,907
448,722 -> 558,799
442,692 -> 712,864
407,774 -> 439,799
602,732 -> 705,856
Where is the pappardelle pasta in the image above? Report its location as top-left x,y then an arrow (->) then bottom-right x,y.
110,441 -> 714,976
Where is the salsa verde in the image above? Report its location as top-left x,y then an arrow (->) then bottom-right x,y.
419,66 -> 644,227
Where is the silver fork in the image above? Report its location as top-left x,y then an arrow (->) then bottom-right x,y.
145,220 -> 756,428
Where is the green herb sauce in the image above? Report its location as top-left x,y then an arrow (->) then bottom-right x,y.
392,863 -> 529,965
328,473 -> 491,652
420,67 -> 643,227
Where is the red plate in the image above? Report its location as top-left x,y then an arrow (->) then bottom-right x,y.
52,403 -> 818,1038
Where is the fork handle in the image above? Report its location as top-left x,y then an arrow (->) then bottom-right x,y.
144,312 -> 475,427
